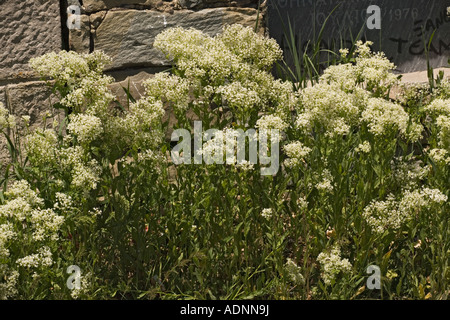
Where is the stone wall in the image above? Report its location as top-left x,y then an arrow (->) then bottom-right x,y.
0,0 -> 264,138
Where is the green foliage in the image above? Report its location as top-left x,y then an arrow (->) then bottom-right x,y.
0,24 -> 449,300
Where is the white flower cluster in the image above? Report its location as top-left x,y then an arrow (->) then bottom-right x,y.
283,141 -> 311,168
261,208 -> 273,219
339,48 -> 349,58
153,24 -> 295,117
25,49 -> 167,200
317,246 -> 352,286
363,194 -> 407,234
256,115 -> 289,131
70,271 -> 92,300
143,73 -> 191,111
321,63 -> 357,91
294,41 -> 407,138
1,180 -> 44,220
425,98 -> 450,116
0,223 -> 15,259
30,209 -> 65,241
218,81 -> 261,112
298,82 -> 361,136
197,127 -> 258,169
361,98 -> 410,138
30,51 -> 90,86
53,192 -> 73,212
316,169 -> 334,193
16,246 -> 53,268
425,99 -> 450,150
26,131 -> 102,191
217,24 -> 283,70
0,181 -> 64,298
436,115 -> 450,150
235,160 -> 255,171
355,141 -> 371,153
29,50 -> 112,90
0,265 -> 19,300
296,196 -> 308,211
61,74 -> 115,113
363,188 -> 447,234
197,129 -> 226,162
30,50 -> 165,157
71,160 -> 102,190
284,258 -> 305,285
428,148 -> 450,165
31,51 -> 115,119
400,188 -> 448,212
123,97 -> 165,149
0,102 -> 15,130
354,41 -> 398,88
0,181 -> 64,243
390,157 -> 428,189
26,129 -> 59,167
67,114 -> 103,145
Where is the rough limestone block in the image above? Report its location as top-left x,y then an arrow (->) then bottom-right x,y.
83,0 -> 155,12
0,0 -> 62,81
94,8 -> 260,70
83,0 -> 257,12
69,14 -> 91,54
108,71 -> 152,107
5,81 -> 61,131
192,0 -> 257,9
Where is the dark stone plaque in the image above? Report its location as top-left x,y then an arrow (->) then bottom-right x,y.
268,0 -> 450,73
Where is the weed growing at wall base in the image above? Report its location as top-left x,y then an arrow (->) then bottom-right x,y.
0,23 -> 449,300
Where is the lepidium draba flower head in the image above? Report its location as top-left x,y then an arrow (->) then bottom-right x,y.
354,41 -> 398,90
1,181 -> 64,242
0,265 -> 19,300
283,141 -> 311,168
436,115 -> 450,150
67,114 -> 103,145
29,50 -> 111,89
256,115 -> 289,131
153,25 -> 294,121
297,83 -> 359,136
425,99 -> 450,116
16,246 -> 53,268
428,148 -> 450,165
217,24 -> 283,70
361,98 -> 409,137
355,141 -> 371,154
143,72 -> 191,111
362,194 -> 407,234
317,246 -> 352,286
218,81 -> 261,113
284,258 -> 305,285
363,188 -> 447,235
0,180 -> 64,298
320,63 -> 357,92
261,208 -> 273,219
0,102 -> 16,130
